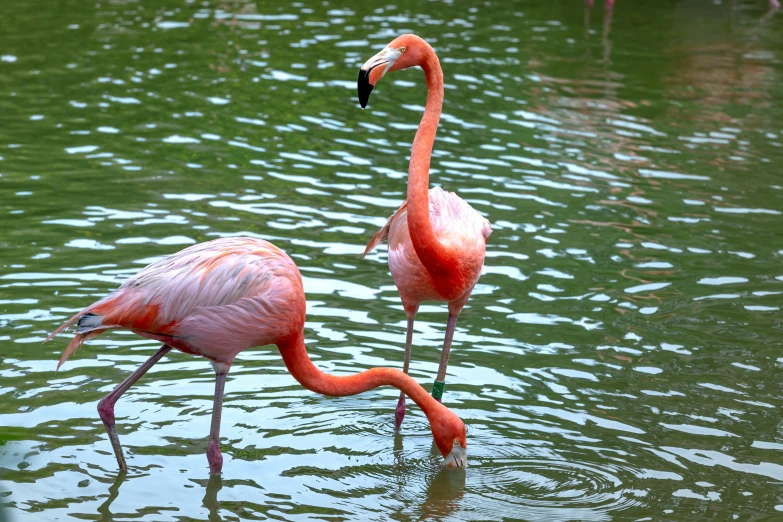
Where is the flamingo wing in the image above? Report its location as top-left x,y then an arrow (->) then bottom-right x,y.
363,201 -> 408,258
47,237 -> 304,368
363,187 -> 491,259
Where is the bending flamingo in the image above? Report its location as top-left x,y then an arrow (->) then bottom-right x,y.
46,237 -> 467,474
357,35 -> 492,431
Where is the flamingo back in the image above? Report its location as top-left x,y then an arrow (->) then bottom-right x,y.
47,237 -> 306,368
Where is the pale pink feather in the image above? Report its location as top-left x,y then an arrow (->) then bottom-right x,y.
365,187 -> 491,312
46,237 -> 306,369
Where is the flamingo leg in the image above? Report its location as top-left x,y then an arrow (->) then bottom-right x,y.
207,371 -> 227,474
394,315 -> 416,431
432,314 -> 458,403
772,0 -> 781,9
97,344 -> 171,471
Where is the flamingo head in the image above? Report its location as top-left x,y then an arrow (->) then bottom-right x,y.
429,405 -> 468,469
357,34 -> 431,108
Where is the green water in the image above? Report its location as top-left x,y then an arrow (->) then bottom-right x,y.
2,0 -> 783,520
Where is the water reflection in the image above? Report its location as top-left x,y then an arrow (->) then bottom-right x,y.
419,461 -> 466,521
203,474 -> 223,522
96,471 -> 127,522
584,0 -> 614,66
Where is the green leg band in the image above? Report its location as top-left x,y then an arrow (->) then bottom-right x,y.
431,380 -> 446,400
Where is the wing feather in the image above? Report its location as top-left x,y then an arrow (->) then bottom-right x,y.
363,201 -> 408,258
47,237 -> 300,368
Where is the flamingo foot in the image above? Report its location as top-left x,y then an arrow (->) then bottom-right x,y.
394,394 -> 406,431
97,397 -> 128,471
207,439 -> 223,475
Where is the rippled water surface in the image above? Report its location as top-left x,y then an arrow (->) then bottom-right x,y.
2,0 -> 783,520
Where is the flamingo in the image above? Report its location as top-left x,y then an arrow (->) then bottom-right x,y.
357,35 -> 492,431
46,237 -> 467,474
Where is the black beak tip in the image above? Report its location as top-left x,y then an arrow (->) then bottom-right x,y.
357,69 -> 373,109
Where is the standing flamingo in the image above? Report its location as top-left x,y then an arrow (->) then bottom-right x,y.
357,35 -> 492,431
46,237 -> 467,474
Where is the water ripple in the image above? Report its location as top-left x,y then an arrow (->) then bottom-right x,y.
1,0 -> 783,520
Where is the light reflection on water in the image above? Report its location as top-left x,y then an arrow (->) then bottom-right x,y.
1,0 -> 783,520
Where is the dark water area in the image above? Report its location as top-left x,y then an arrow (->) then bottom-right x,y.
1,0 -> 782,520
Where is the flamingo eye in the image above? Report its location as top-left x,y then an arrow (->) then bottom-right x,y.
453,438 -> 459,445
399,46 -> 407,53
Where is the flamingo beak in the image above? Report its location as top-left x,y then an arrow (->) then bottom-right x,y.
442,444 -> 467,469
357,68 -> 374,109
357,46 -> 404,109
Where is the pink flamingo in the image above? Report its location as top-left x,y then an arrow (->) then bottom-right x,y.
46,237 -> 467,474
357,35 -> 492,430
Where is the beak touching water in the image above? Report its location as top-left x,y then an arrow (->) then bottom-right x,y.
357,46 -> 405,109
442,444 -> 467,469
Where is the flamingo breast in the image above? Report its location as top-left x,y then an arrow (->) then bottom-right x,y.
386,187 -> 490,306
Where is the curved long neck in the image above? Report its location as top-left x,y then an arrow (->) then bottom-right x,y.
276,332 -> 445,418
407,48 -> 455,282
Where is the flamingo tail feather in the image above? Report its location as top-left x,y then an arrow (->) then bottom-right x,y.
57,328 -> 106,370
363,224 -> 390,258
47,309 -> 109,370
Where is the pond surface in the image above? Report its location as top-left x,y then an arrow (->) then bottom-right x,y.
1,0 -> 783,520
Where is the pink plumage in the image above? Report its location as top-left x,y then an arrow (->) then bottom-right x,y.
47,237 -> 304,369
365,187 -> 490,312
358,35 -> 491,430
47,236 -> 469,473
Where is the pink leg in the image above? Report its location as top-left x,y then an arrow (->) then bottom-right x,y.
394,314 -> 416,431
606,0 -> 615,6
207,371 -> 227,474
585,0 -> 594,6
771,0 -> 781,9
97,344 -> 171,471
432,314 -> 458,403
